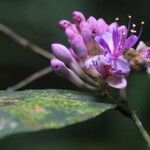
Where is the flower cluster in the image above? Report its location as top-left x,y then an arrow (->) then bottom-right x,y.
50,11 -> 148,90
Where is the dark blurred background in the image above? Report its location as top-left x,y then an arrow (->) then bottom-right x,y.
0,0 -> 150,150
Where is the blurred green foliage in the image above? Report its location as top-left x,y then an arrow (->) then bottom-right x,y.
0,0 -> 149,150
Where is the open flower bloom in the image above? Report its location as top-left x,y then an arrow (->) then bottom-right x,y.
51,11 -> 141,89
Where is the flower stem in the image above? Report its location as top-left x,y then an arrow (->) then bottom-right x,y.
117,89 -> 150,148
131,111 -> 150,148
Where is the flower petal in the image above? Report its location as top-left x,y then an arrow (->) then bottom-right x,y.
109,22 -> 118,32
118,25 -> 128,36
95,36 -> 110,53
112,27 -> 120,51
106,76 -> 127,89
84,57 -> 95,69
123,35 -> 138,49
136,41 -> 147,52
92,55 -> 111,77
111,56 -> 130,76
99,32 -> 114,52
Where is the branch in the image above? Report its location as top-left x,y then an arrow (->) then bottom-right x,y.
7,67 -> 52,91
132,111 -> 150,147
117,88 -> 150,148
0,23 -> 54,60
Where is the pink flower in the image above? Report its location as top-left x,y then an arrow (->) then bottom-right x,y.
50,11 -> 142,89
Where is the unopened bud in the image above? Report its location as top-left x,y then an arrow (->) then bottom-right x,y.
79,21 -> 92,40
87,16 -> 98,33
70,35 -> 88,57
72,11 -> 86,25
59,20 -> 71,30
51,59 -> 70,77
51,43 -> 73,64
97,18 -> 109,35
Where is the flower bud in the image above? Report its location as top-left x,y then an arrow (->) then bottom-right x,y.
51,59 -> 70,77
51,43 -> 73,64
70,35 -> 87,57
51,59 -> 94,89
59,20 -> 71,30
97,18 -> 108,35
87,16 -> 98,34
79,21 -> 92,41
72,11 -> 86,25
87,16 -> 97,27
65,28 -> 76,40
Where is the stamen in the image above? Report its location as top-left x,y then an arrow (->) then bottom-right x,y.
138,21 -> 145,38
130,23 -> 137,34
127,15 -> 132,35
141,21 -> 145,25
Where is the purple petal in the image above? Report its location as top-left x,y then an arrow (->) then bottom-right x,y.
109,22 -> 118,32
111,57 -> 130,76
95,36 -> 110,53
92,55 -> 111,77
95,32 -> 114,53
106,76 -> 127,89
123,35 -> 138,49
112,28 -> 120,50
118,25 -> 128,36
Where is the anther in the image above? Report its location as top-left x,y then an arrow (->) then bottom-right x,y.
128,15 -> 132,19
130,29 -> 137,33
141,21 -> 145,25
115,17 -> 119,21
132,24 -> 136,28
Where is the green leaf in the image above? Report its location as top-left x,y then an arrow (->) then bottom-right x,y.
0,89 -> 116,139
